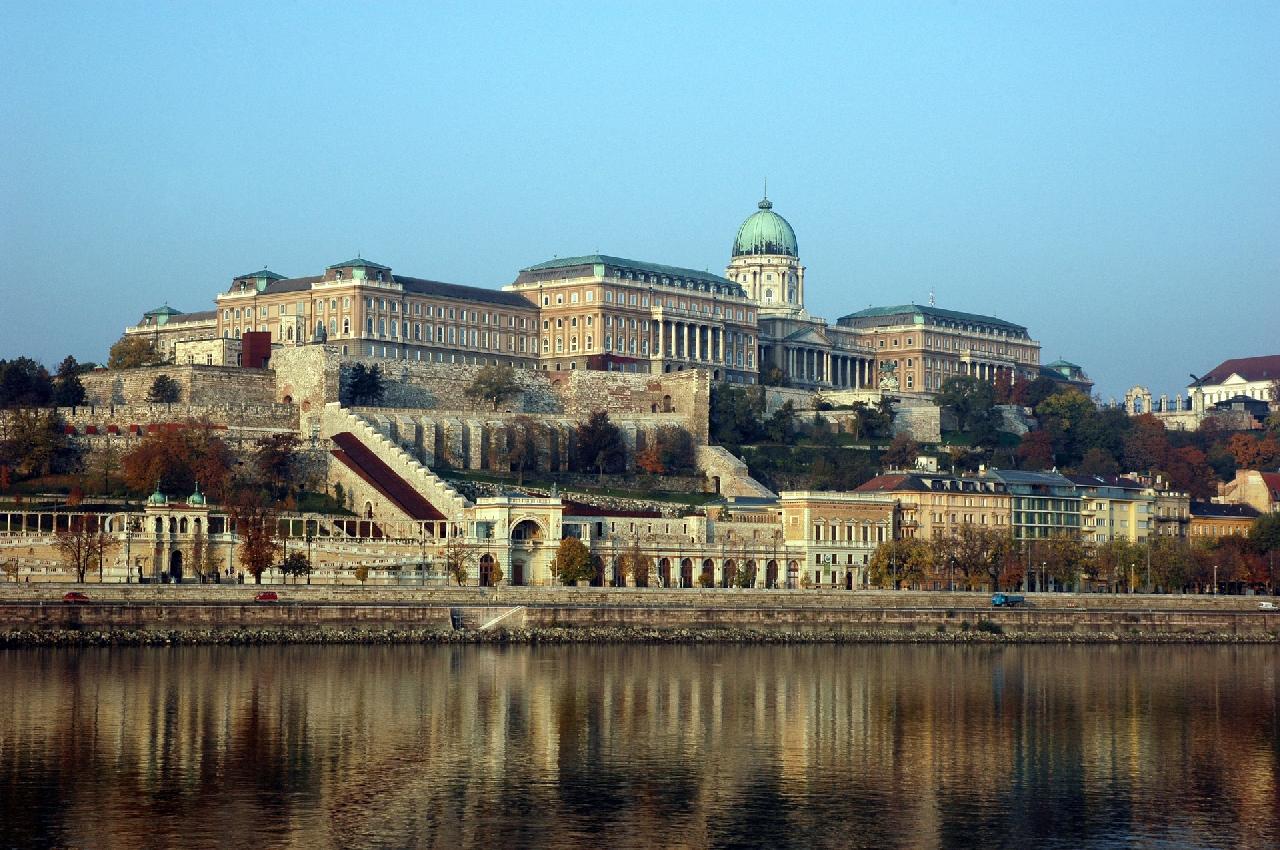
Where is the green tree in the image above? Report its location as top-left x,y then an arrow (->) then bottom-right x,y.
709,384 -> 765,447
354,564 -> 370,585
0,409 -> 81,479
551,536 -> 593,585
281,551 -> 313,584
341,363 -> 386,406
464,364 -> 521,411
1147,536 -> 1195,592
765,401 -> 797,444
934,376 -> 996,433
146,374 -> 181,403
574,410 -> 625,479
254,432 -> 300,500
1034,389 -> 1097,468
107,335 -> 159,369
52,356 -> 87,407
0,357 -> 54,408
881,433 -> 920,470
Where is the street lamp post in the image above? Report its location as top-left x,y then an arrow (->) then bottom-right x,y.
1213,564 -> 1218,595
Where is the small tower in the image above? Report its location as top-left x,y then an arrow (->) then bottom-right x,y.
724,192 -> 805,313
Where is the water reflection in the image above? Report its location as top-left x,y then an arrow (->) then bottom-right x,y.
0,645 -> 1276,849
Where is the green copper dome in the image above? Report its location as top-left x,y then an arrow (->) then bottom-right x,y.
187,483 -> 206,507
147,487 -> 168,506
732,197 -> 798,258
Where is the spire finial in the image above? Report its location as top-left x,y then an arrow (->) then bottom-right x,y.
929,288 -> 936,307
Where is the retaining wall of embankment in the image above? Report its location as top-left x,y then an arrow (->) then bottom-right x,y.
1,585 -> 1278,642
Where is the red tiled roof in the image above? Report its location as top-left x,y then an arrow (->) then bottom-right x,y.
330,432 -> 445,521
855,473 -> 926,493
1199,355 -> 1280,386
1262,472 -> 1280,499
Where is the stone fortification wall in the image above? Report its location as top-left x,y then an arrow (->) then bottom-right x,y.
268,347 -> 711,442
47,403 -> 297,433
550,370 -> 711,442
891,403 -> 942,443
82,365 -> 276,407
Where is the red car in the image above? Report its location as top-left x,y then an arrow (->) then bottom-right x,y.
254,591 -> 279,602
62,591 -> 90,604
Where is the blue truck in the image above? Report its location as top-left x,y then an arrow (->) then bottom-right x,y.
991,593 -> 1027,608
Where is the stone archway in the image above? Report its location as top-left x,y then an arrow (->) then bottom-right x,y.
169,549 -> 184,584
511,560 -> 525,586
721,559 -> 736,588
658,558 -> 671,588
700,559 -> 714,587
766,559 -> 779,589
680,558 -> 694,588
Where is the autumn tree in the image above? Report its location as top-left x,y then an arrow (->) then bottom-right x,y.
934,376 -> 997,433
1148,536 -> 1195,592
941,525 -> 1018,592
868,538 -> 932,589
506,416 -> 540,485
636,426 -> 696,476
464,364 -> 521,411
107,335 -> 159,369
1016,431 -> 1055,470
0,409 -> 81,480
574,410 -> 625,480
551,536 -> 593,585
54,514 -> 115,582
617,536 -> 652,586
881,433 -> 921,470
121,419 -> 234,502
443,535 -> 475,586
229,494 -> 279,584
1092,539 -> 1146,592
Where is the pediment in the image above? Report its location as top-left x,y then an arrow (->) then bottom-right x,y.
782,327 -> 831,346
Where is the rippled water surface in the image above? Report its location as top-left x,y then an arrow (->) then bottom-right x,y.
0,644 -> 1277,849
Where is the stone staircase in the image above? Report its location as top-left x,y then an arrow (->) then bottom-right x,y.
322,403 -> 472,518
695,445 -> 776,499
449,606 -> 526,631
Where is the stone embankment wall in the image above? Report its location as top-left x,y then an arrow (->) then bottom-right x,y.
1,587 -> 1276,641
46,404 -> 297,433
81,365 -> 277,406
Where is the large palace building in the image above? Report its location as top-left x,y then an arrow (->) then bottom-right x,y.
125,194 -> 1043,397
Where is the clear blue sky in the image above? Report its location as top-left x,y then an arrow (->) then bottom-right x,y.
2,1 -> 1277,399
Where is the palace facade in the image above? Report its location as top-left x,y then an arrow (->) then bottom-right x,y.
123,194 -> 1045,399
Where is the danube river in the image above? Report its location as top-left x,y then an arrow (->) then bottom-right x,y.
0,644 -> 1276,849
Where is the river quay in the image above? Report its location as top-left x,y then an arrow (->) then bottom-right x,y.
1,585 -> 1278,645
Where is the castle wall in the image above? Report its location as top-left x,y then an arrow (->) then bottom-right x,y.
81,365 -> 276,407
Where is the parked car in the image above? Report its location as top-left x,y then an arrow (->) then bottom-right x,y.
61,591 -> 90,604
254,591 -> 279,603
1260,601 -> 1277,611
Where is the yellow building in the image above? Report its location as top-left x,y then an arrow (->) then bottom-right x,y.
854,472 -> 1013,541
507,255 -> 759,383
214,259 -> 541,366
777,491 -> 899,589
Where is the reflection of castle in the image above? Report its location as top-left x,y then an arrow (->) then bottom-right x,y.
4,645 -> 1274,848
123,194 -> 1047,400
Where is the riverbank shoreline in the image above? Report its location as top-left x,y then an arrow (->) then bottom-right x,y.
4,624 -> 1279,647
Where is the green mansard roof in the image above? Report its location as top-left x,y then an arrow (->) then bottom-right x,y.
837,303 -> 1028,335
518,254 -> 745,297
